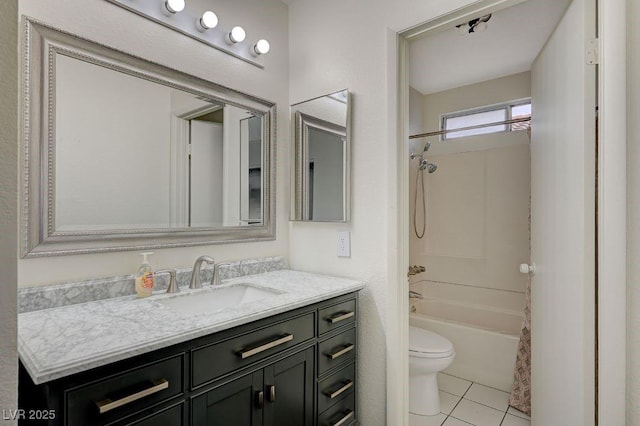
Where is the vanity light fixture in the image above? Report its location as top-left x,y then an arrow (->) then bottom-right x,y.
163,0 -> 185,16
196,11 -> 218,32
251,39 -> 270,56
106,0 -> 268,67
226,26 -> 246,44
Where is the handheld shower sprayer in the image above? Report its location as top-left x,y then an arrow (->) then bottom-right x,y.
410,139 -> 438,239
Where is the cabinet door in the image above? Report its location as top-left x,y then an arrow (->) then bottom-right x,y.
191,371 -> 262,426
263,347 -> 314,426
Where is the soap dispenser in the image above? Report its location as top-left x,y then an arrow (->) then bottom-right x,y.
135,252 -> 155,298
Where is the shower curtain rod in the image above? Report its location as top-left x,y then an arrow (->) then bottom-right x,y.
409,116 -> 531,139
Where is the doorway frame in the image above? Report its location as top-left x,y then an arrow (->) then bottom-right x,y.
391,0 -> 627,424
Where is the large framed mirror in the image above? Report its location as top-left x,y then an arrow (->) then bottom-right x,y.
21,18 -> 276,257
290,89 -> 351,222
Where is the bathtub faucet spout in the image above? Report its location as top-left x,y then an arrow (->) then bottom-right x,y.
409,290 -> 424,299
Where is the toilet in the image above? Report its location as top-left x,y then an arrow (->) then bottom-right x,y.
409,326 -> 456,416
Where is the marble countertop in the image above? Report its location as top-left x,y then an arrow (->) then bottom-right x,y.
19,270 -> 364,384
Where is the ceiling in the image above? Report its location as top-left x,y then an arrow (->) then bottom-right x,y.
409,0 -> 571,95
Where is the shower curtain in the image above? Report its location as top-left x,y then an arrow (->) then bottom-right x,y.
509,275 -> 531,416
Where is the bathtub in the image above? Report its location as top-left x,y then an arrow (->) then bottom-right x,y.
410,298 -> 523,392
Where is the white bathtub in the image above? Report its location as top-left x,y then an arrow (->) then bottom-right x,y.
410,298 -> 522,392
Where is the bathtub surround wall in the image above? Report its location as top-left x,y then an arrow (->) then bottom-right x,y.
409,72 -> 531,312
18,256 -> 287,313
0,0 -> 18,420
17,0 -> 290,287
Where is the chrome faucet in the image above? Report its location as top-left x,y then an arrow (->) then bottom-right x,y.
407,265 -> 426,277
190,256 -> 215,289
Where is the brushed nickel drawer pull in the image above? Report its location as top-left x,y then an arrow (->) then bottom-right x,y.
331,409 -> 354,426
325,380 -> 353,399
327,311 -> 354,324
95,379 -> 169,414
327,344 -> 355,360
238,334 -> 294,359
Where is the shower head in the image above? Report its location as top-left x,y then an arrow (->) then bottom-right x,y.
426,162 -> 437,173
423,141 -> 431,152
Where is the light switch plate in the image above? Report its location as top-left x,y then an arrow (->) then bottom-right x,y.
337,231 -> 351,257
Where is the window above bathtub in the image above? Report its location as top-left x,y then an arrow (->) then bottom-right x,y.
441,99 -> 531,140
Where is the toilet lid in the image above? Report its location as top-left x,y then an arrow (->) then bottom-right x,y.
409,326 -> 454,356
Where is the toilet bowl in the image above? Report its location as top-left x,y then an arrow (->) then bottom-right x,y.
409,326 -> 455,416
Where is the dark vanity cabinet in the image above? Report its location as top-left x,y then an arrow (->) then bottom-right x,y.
192,347 -> 315,426
19,292 -> 358,426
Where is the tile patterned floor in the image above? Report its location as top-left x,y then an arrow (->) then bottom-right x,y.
409,373 -> 531,426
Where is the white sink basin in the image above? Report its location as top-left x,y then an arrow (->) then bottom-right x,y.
159,284 -> 281,316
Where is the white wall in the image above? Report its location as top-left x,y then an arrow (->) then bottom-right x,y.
55,55 -> 172,230
287,0 -> 498,424
409,86 -> 424,142
17,0 -> 290,287
627,0 -> 640,423
0,0 -> 18,421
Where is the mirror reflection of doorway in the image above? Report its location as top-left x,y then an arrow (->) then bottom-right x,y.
189,118 -> 223,227
308,160 -> 315,220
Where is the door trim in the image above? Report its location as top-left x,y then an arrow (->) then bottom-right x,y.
392,2 -> 530,425
596,0 -> 627,423
393,0 -> 628,424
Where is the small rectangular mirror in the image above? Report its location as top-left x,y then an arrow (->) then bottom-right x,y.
290,90 -> 351,222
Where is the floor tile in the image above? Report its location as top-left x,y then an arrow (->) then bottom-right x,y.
443,417 -> 475,425
409,412 -> 447,426
450,399 -> 505,426
464,383 -> 510,412
438,373 -> 472,396
501,413 -> 530,426
440,391 -> 462,414
506,407 -> 531,421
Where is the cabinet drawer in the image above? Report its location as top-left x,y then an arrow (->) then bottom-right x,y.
121,402 -> 184,426
318,328 -> 356,376
192,312 -> 315,388
66,354 -> 184,426
318,393 -> 355,426
318,363 -> 355,413
318,299 -> 356,335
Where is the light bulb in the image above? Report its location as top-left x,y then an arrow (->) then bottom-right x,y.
251,39 -> 270,56
164,0 -> 185,14
196,11 -> 218,31
226,26 -> 246,44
